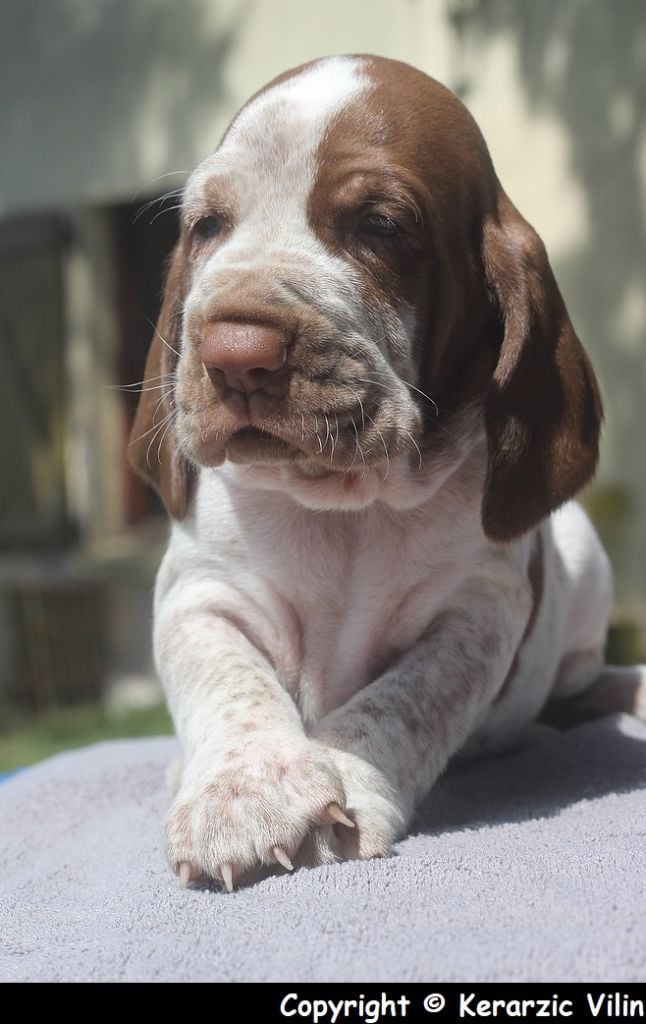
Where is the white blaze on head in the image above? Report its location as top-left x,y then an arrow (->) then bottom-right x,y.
184,56 -> 370,233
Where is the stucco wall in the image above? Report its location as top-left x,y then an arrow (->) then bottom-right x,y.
0,0 -> 452,212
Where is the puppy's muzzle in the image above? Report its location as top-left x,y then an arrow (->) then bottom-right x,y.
200,321 -> 289,397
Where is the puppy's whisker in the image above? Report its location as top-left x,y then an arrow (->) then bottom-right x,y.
145,409 -> 177,468
348,417 -> 366,470
404,430 -> 423,470
401,378 -> 439,417
152,390 -> 172,424
314,415 -> 324,454
107,382 -> 175,395
358,372 -> 440,415
356,395 -> 366,432
323,414 -> 331,452
145,317 -> 181,358
132,188 -> 184,224
129,407 -> 176,448
327,414 -> 338,459
167,290 -> 189,314
149,203 -> 184,226
355,376 -> 396,395
156,413 -> 177,465
364,412 -> 391,479
106,373 -> 174,392
131,170 -> 186,201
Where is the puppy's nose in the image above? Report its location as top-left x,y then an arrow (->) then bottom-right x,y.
200,321 -> 288,394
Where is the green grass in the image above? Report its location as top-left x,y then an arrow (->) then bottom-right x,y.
0,703 -> 173,773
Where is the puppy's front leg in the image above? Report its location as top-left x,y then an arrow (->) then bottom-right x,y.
155,577 -> 347,888
315,580 -> 529,861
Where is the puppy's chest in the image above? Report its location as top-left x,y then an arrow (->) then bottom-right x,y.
213,496 -> 466,719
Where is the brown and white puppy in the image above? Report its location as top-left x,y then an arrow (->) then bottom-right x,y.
130,55 -> 645,891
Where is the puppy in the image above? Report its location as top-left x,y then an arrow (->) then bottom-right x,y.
130,55 -> 645,890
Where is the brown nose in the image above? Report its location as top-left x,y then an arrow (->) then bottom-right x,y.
200,321 -> 288,394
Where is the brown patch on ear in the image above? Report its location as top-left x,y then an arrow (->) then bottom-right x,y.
481,190 -> 603,541
128,242 -> 193,519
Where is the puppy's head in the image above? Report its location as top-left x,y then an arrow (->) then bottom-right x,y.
130,55 -> 602,539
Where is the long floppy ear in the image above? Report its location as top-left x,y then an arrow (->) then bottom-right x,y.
128,243 -> 192,519
481,189 -> 603,541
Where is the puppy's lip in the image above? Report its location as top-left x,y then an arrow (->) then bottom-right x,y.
291,463 -> 364,484
232,426 -> 276,443
226,411 -> 358,456
225,427 -> 300,464
229,424 -> 301,451
183,398 -> 405,469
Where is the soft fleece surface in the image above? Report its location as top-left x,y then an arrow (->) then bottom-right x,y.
1,715 -> 645,983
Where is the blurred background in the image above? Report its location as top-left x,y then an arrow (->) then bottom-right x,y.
1,0 -> 645,771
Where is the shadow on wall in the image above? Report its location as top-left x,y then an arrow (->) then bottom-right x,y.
450,0 -> 646,596
1,0 -> 251,207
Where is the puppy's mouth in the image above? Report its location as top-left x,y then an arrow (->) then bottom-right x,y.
225,427 -> 301,464
177,385 -> 424,474
183,410 -> 395,474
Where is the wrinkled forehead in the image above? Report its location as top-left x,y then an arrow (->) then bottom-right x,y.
183,55 -> 491,215
184,56 -> 371,208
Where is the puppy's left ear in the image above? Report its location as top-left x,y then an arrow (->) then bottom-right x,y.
480,189 -> 603,541
129,242 -> 192,519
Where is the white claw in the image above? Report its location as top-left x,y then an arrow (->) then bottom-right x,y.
325,803 -> 355,829
178,862 -> 192,889
220,863 -> 234,892
272,846 -> 294,872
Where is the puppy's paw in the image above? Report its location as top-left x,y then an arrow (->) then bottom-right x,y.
325,749 -> 407,861
165,738 -> 347,889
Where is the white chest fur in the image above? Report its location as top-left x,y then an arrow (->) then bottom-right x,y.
161,456 -> 517,723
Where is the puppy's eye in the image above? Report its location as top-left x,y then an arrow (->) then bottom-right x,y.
193,215 -> 224,240
360,213 -> 400,239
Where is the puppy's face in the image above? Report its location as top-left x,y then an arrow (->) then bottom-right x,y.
131,56 -> 602,538
175,58 -> 448,484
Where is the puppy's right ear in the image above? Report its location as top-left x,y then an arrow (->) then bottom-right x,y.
480,190 -> 603,541
128,243 -> 192,519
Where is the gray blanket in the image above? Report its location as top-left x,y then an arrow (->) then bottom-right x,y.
1,714 -> 645,983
